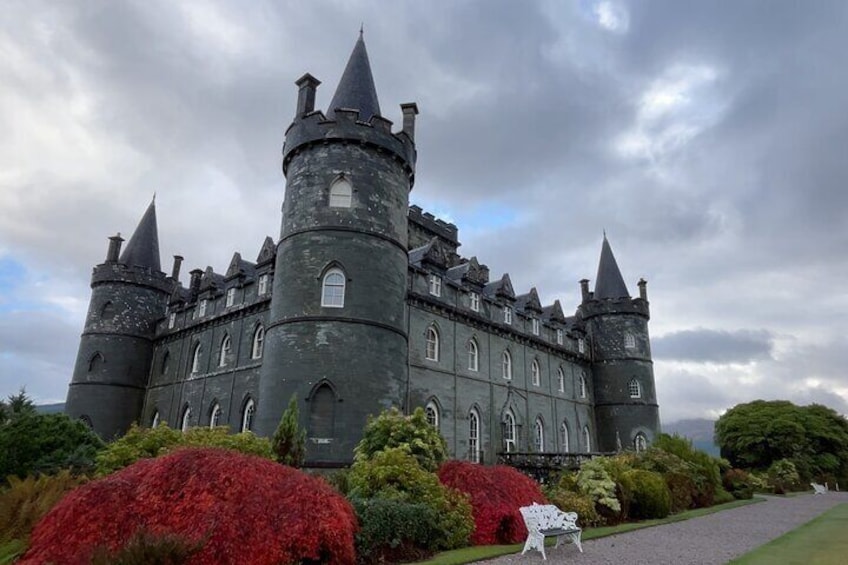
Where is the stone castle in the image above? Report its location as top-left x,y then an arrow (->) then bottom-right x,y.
65,35 -> 660,466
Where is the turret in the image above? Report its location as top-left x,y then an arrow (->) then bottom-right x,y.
254,33 -> 416,466
579,235 -> 660,452
65,199 -> 175,438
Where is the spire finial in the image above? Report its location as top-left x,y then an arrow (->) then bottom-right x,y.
152,192 -> 156,204
360,23 -> 364,37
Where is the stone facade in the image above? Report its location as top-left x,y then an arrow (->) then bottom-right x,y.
64,36 -> 661,466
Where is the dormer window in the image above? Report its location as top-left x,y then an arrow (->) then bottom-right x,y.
504,306 -> 513,325
469,292 -> 480,312
258,274 -> 269,295
578,338 -> 586,354
225,288 -> 235,307
625,333 -> 636,349
329,176 -> 353,208
531,318 -> 540,336
556,328 -> 563,345
429,275 -> 442,297
168,313 -> 176,329
198,299 -> 207,317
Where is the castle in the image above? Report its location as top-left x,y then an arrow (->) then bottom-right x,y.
65,35 -> 660,467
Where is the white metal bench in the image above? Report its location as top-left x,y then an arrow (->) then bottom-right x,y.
811,482 -> 828,495
519,503 -> 583,560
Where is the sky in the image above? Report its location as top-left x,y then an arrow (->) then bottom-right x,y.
1,0 -> 847,424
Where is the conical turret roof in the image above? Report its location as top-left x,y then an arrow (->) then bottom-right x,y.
119,198 -> 161,272
594,235 -> 629,299
327,33 -> 381,121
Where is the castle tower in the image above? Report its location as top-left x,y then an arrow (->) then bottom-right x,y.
580,236 -> 660,452
65,199 -> 175,439
255,35 -> 417,465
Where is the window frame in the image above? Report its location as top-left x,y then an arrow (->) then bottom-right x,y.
557,367 -> 565,393
198,299 -> 207,317
257,274 -> 269,296
168,312 -> 176,329
469,292 -> 480,312
531,359 -> 541,387
579,372 -> 587,398
425,326 -> 440,362
625,332 -> 636,349
241,398 -> 255,432
629,378 -> 642,398
428,274 -> 442,297
209,402 -> 221,428
502,350 -> 512,380
531,318 -> 540,336
425,400 -> 440,429
503,410 -> 516,453
560,421 -> 569,453
469,408 -> 481,463
583,425 -> 592,453
534,418 -> 544,452
329,176 -> 353,208
225,287 -> 235,307
181,405 -> 192,432
219,335 -> 231,367
251,326 -> 264,359
191,343 -> 202,374
467,338 -> 479,372
321,268 -> 346,308
504,306 -> 512,325
556,328 -> 563,345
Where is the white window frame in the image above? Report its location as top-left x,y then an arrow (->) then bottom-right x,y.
219,335 -> 231,367
168,313 -> 176,329
181,405 -> 191,432
198,299 -> 207,317
329,176 -> 353,208
560,421 -> 569,453
634,432 -> 648,452
583,425 -> 592,453
532,318 -> 540,336
321,268 -> 346,308
625,333 -> 636,349
557,367 -> 565,393
504,306 -> 512,325
469,292 -> 480,312
502,350 -> 512,380
534,418 -> 544,452
225,288 -> 235,307
425,326 -> 440,362
556,328 -> 563,345
578,338 -> 585,354
251,326 -> 264,359
425,400 -> 440,429
241,398 -> 255,432
579,373 -> 587,398
209,403 -> 221,428
191,343 -> 202,374
503,410 -> 516,453
467,339 -> 479,372
531,359 -> 541,387
258,274 -> 269,295
629,378 -> 642,398
469,409 -> 481,464
428,274 -> 442,297
151,410 -> 160,428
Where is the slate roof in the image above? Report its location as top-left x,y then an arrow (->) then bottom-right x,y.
327,34 -> 381,122
594,235 -> 630,299
119,199 -> 161,272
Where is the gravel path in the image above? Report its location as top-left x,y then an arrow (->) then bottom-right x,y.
480,492 -> 848,564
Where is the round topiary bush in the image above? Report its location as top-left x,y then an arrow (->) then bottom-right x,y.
21,448 -> 358,565
438,461 -> 546,545
622,469 -> 671,520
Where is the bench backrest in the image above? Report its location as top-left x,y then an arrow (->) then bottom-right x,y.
519,503 -> 579,532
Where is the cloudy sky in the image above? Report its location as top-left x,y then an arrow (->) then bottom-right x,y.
1,0 -> 847,423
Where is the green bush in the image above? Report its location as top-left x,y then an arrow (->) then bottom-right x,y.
576,458 -> 620,522
271,396 -> 306,467
0,539 -> 26,565
622,469 -> 671,519
722,468 -> 754,500
652,434 -> 722,508
552,471 -> 579,493
545,490 -> 601,528
95,423 -> 274,475
664,471 -> 696,512
348,448 -> 473,550
713,487 -> 736,505
352,498 -> 442,563
768,458 -> 800,494
354,408 -> 447,472
89,529 -> 205,565
0,470 -> 87,543
324,468 -> 351,496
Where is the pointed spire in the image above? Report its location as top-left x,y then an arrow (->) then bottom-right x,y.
327,33 -> 381,121
119,198 -> 161,272
594,234 -> 630,299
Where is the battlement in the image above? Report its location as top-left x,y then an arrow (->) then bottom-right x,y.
91,262 -> 175,294
408,205 -> 459,252
579,296 -> 650,319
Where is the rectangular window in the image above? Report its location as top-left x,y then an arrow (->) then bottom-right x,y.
429,274 -> 442,297
578,338 -> 586,354
532,318 -> 540,336
258,274 -> 269,295
556,328 -> 563,345
469,292 -> 480,312
504,306 -> 512,325
168,313 -> 176,329
198,299 -> 207,317
225,288 -> 235,307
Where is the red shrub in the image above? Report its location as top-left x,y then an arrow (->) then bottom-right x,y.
438,461 -> 546,545
21,448 -> 357,565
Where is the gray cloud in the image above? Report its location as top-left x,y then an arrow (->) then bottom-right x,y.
653,328 -> 774,364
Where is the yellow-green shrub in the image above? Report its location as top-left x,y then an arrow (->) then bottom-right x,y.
0,470 -> 87,543
622,469 -> 671,519
546,490 -> 601,527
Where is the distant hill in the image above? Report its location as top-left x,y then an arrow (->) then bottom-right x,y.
35,403 -> 65,415
663,418 -> 720,457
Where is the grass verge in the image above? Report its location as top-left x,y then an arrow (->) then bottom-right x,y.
416,497 -> 764,565
728,503 -> 848,565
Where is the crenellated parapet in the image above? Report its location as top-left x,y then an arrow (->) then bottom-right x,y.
91,262 -> 175,294
579,295 -> 650,320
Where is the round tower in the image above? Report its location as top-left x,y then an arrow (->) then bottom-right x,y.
65,200 -> 174,439
255,35 -> 417,466
580,236 -> 660,453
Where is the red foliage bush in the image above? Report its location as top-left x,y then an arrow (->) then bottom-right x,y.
21,448 -> 357,565
438,461 -> 546,545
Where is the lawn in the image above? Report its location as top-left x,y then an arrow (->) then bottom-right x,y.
729,503 -> 848,565
416,497 -> 764,565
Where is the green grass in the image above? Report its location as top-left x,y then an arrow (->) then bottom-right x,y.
416,497 -> 764,565
729,503 -> 848,565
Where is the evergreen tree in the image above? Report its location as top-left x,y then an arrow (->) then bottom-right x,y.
272,396 -> 306,467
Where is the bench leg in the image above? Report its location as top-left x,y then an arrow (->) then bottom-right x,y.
522,533 -> 546,560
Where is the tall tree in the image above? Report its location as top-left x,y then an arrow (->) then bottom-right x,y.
272,396 -> 306,467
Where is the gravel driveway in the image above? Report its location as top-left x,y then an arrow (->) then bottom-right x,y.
480,492 -> 848,564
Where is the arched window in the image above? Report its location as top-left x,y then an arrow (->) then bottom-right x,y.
310,385 -> 335,438
469,408 -> 481,463
425,400 -> 440,429
161,351 -> 170,375
100,301 -> 115,320
241,398 -> 255,432
634,432 -> 648,452
579,372 -> 587,398
583,425 -> 592,453
251,325 -> 264,359
629,378 -> 642,398
88,352 -> 104,373
503,410 -> 516,452
181,405 -> 192,432
209,402 -> 221,428
625,333 -> 636,349
502,350 -> 512,380
557,367 -> 565,393
531,359 -> 541,387
191,343 -> 202,374
321,268 -> 346,308
467,339 -> 479,371
219,335 -> 231,367
560,421 -> 569,453
329,176 -> 353,208
151,410 -> 160,428
425,326 -> 439,361
534,418 -> 544,452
